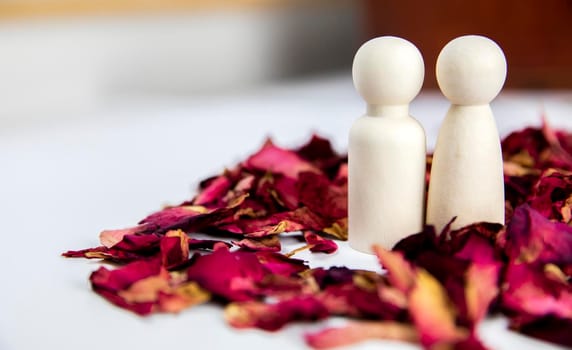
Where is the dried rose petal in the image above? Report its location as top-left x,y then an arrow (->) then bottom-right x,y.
322,218 -> 348,241
392,225 -> 439,261
303,231 -> 338,254
255,251 -> 307,276
464,263 -> 500,326
408,268 -> 468,348
118,271 -> 171,303
113,234 -> 161,253
139,205 -> 207,229
186,249 -> 267,302
296,134 -> 336,159
193,174 -> 233,206
224,296 -> 329,331
62,246 -> 107,259
319,279 -> 405,320
221,207 -> 325,238
160,230 -> 190,269
540,116 -> 572,170
307,267 -> 404,320
136,195 -> 247,235
374,246 -> 469,348
452,336 -> 490,350
505,204 -> 572,266
157,282 -> 211,313
62,246 -> 150,263
188,238 -> 232,251
502,118 -> 572,172
373,246 -> 416,293
90,258 -> 164,315
91,258 -> 163,291
233,236 -> 282,252
447,224 -> 503,265
65,233 -> 164,263
510,315 -> 572,348
255,274 -> 310,299
92,258 -> 210,315
394,224 -> 502,332
309,267 -> 355,289
528,172 -> 572,222
334,163 -> 348,184
99,225 -> 149,248
244,140 -> 321,179
305,321 -> 418,349
501,261 -> 572,319
502,127 -> 548,168
298,172 -> 347,220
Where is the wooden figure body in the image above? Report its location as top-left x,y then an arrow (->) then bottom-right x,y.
427,35 -> 507,233
349,36 -> 427,253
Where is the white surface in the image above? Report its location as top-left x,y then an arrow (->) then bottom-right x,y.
428,35 -> 506,232
1,75 -> 571,350
349,37 -> 426,251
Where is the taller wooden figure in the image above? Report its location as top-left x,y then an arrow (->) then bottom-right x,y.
427,35 -> 507,233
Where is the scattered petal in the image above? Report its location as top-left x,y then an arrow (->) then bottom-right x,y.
244,140 -> 321,179
233,236 -> 282,252
225,296 -> 329,331
305,321 -> 418,349
303,231 -> 338,254
186,249 -> 266,302
160,230 -> 190,269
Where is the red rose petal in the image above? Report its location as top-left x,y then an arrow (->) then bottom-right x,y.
528,172 -> 572,222
303,231 -> 338,254
501,261 -> 572,319
91,258 -> 162,291
89,258 -> 164,315
62,246 -> 150,263
186,249 -> 267,302
244,140 -> 321,179
221,207 -> 325,238
157,282 -> 211,313
160,230 -> 190,269
139,205 -> 206,229
99,225 -> 150,248
409,268 -> 468,348
188,238 -> 232,251
298,172 -> 347,220
271,175 -> 299,210
510,315 -> 572,348
255,251 -> 308,276
225,296 -> 329,331
193,174 -> 233,206
373,246 -> 416,293
464,262 -> 500,326
113,234 -> 161,253
233,236 -> 282,252
305,321 -> 418,349
296,134 -> 338,164
505,204 -> 572,266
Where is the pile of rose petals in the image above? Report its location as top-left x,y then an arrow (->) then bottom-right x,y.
64,119 -> 572,349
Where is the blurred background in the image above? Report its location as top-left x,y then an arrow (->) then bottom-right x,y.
0,0 -> 570,125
